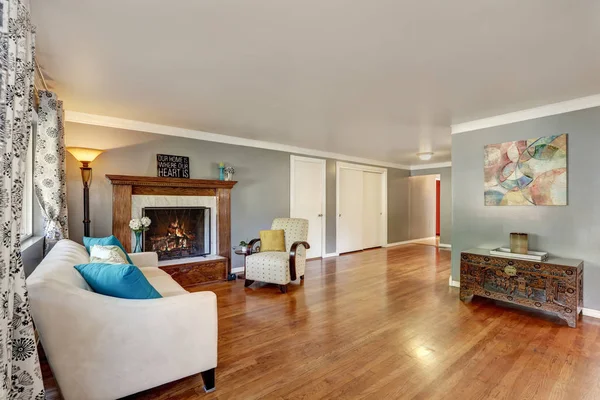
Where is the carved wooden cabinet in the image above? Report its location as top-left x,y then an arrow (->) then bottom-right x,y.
460,249 -> 583,328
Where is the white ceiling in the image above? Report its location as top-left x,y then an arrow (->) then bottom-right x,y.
31,0 -> 600,167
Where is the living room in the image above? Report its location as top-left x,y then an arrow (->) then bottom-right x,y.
2,0 -> 600,399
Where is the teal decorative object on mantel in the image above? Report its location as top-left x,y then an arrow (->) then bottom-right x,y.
218,162 -> 225,181
129,217 -> 152,253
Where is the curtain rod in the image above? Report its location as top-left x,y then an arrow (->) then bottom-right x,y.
34,58 -> 49,92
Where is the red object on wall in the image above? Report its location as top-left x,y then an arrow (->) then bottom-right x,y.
436,180 -> 440,236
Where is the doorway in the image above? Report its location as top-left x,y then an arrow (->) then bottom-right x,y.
290,155 -> 326,259
408,173 -> 440,247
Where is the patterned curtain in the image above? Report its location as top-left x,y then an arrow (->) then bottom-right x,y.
0,0 -> 45,398
35,91 -> 68,253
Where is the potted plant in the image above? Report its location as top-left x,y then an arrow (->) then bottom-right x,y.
234,240 -> 250,254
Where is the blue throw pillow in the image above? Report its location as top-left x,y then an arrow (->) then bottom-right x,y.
83,235 -> 134,265
74,263 -> 162,300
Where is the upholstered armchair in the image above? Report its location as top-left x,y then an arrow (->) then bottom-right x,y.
244,218 -> 310,293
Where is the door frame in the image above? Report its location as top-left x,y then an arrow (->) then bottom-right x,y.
335,161 -> 388,254
290,155 -> 327,258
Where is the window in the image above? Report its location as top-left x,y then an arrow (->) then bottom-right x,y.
20,116 -> 35,240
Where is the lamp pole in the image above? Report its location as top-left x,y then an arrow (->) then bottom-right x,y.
80,161 -> 93,237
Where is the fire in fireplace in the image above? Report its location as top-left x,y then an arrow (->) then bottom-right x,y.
142,207 -> 211,261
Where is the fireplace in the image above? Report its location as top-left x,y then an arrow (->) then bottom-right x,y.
143,207 -> 211,261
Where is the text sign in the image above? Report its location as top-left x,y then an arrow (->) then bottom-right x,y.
156,154 -> 190,178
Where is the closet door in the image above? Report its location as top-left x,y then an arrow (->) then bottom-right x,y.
363,171 -> 383,249
338,168 -> 363,254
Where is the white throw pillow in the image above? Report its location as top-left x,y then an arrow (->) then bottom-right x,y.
90,245 -> 130,264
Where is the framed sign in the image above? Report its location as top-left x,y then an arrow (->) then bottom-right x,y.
156,154 -> 190,178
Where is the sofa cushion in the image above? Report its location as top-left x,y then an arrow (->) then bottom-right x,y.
27,239 -> 92,291
245,251 -> 290,284
141,268 -> 188,297
75,263 -> 162,299
83,235 -> 134,265
90,245 -> 129,264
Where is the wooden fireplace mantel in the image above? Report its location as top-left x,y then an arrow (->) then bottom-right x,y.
106,174 -> 237,276
106,175 -> 237,189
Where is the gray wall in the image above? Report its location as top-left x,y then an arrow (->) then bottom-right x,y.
408,175 -> 437,240
451,106 -> 600,309
388,168 -> 411,243
66,130 -> 290,270
65,123 -> 412,267
411,166 -> 452,244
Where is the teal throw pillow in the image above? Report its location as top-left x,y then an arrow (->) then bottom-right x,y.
83,235 -> 134,265
74,263 -> 162,300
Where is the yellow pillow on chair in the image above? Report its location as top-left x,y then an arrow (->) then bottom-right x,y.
259,229 -> 286,252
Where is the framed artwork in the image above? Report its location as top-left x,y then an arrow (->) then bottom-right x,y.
484,134 -> 567,206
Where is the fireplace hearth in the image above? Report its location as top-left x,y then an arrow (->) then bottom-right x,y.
143,207 -> 211,261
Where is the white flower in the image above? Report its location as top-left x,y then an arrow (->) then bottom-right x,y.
129,219 -> 142,231
140,216 -> 152,227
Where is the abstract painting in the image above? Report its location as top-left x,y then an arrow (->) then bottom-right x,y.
484,134 -> 567,206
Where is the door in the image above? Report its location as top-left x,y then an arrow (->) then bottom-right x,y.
363,171 -> 383,249
338,167 -> 364,254
290,156 -> 325,259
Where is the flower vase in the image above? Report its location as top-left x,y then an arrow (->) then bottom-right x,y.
219,166 -> 225,181
134,231 -> 143,253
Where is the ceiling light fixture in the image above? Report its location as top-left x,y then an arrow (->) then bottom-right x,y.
417,152 -> 434,161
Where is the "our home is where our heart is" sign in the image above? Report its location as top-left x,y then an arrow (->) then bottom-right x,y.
156,154 -> 190,178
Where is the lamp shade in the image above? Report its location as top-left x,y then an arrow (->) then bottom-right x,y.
66,147 -> 104,163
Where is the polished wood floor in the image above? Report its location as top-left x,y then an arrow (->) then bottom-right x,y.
42,244 -> 600,399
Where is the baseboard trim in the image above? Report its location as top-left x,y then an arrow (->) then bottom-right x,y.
231,267 -> 244,274
448,276 -> 460,288
438,243 -> 451,248
323,253 -> 339,258
386,237 -> 437,247
582,308 -> 600,319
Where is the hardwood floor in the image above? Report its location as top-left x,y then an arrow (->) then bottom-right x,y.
41,244 -> 600,399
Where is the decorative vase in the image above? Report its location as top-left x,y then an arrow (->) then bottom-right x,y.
219,166 -> 225,181
134,231 -> 143,253
224,166 -> 235,181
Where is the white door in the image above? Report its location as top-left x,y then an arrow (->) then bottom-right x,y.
290,156 -> 325,259
363,171 -> 383,249
338,167 -> 364,253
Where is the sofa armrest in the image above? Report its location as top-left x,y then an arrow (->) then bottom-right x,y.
128,251 -> 158,268
28,279 -> 217,400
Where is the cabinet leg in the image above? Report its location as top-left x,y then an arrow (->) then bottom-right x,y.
459,288 -> 472,301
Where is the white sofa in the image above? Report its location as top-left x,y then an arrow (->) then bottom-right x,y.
26,239 -> 218,400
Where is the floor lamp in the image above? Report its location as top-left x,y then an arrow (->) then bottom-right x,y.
66,147 -> 104,237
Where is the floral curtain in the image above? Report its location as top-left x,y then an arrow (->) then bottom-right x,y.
35,91 -> 68,253
0,0 -> 45,398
